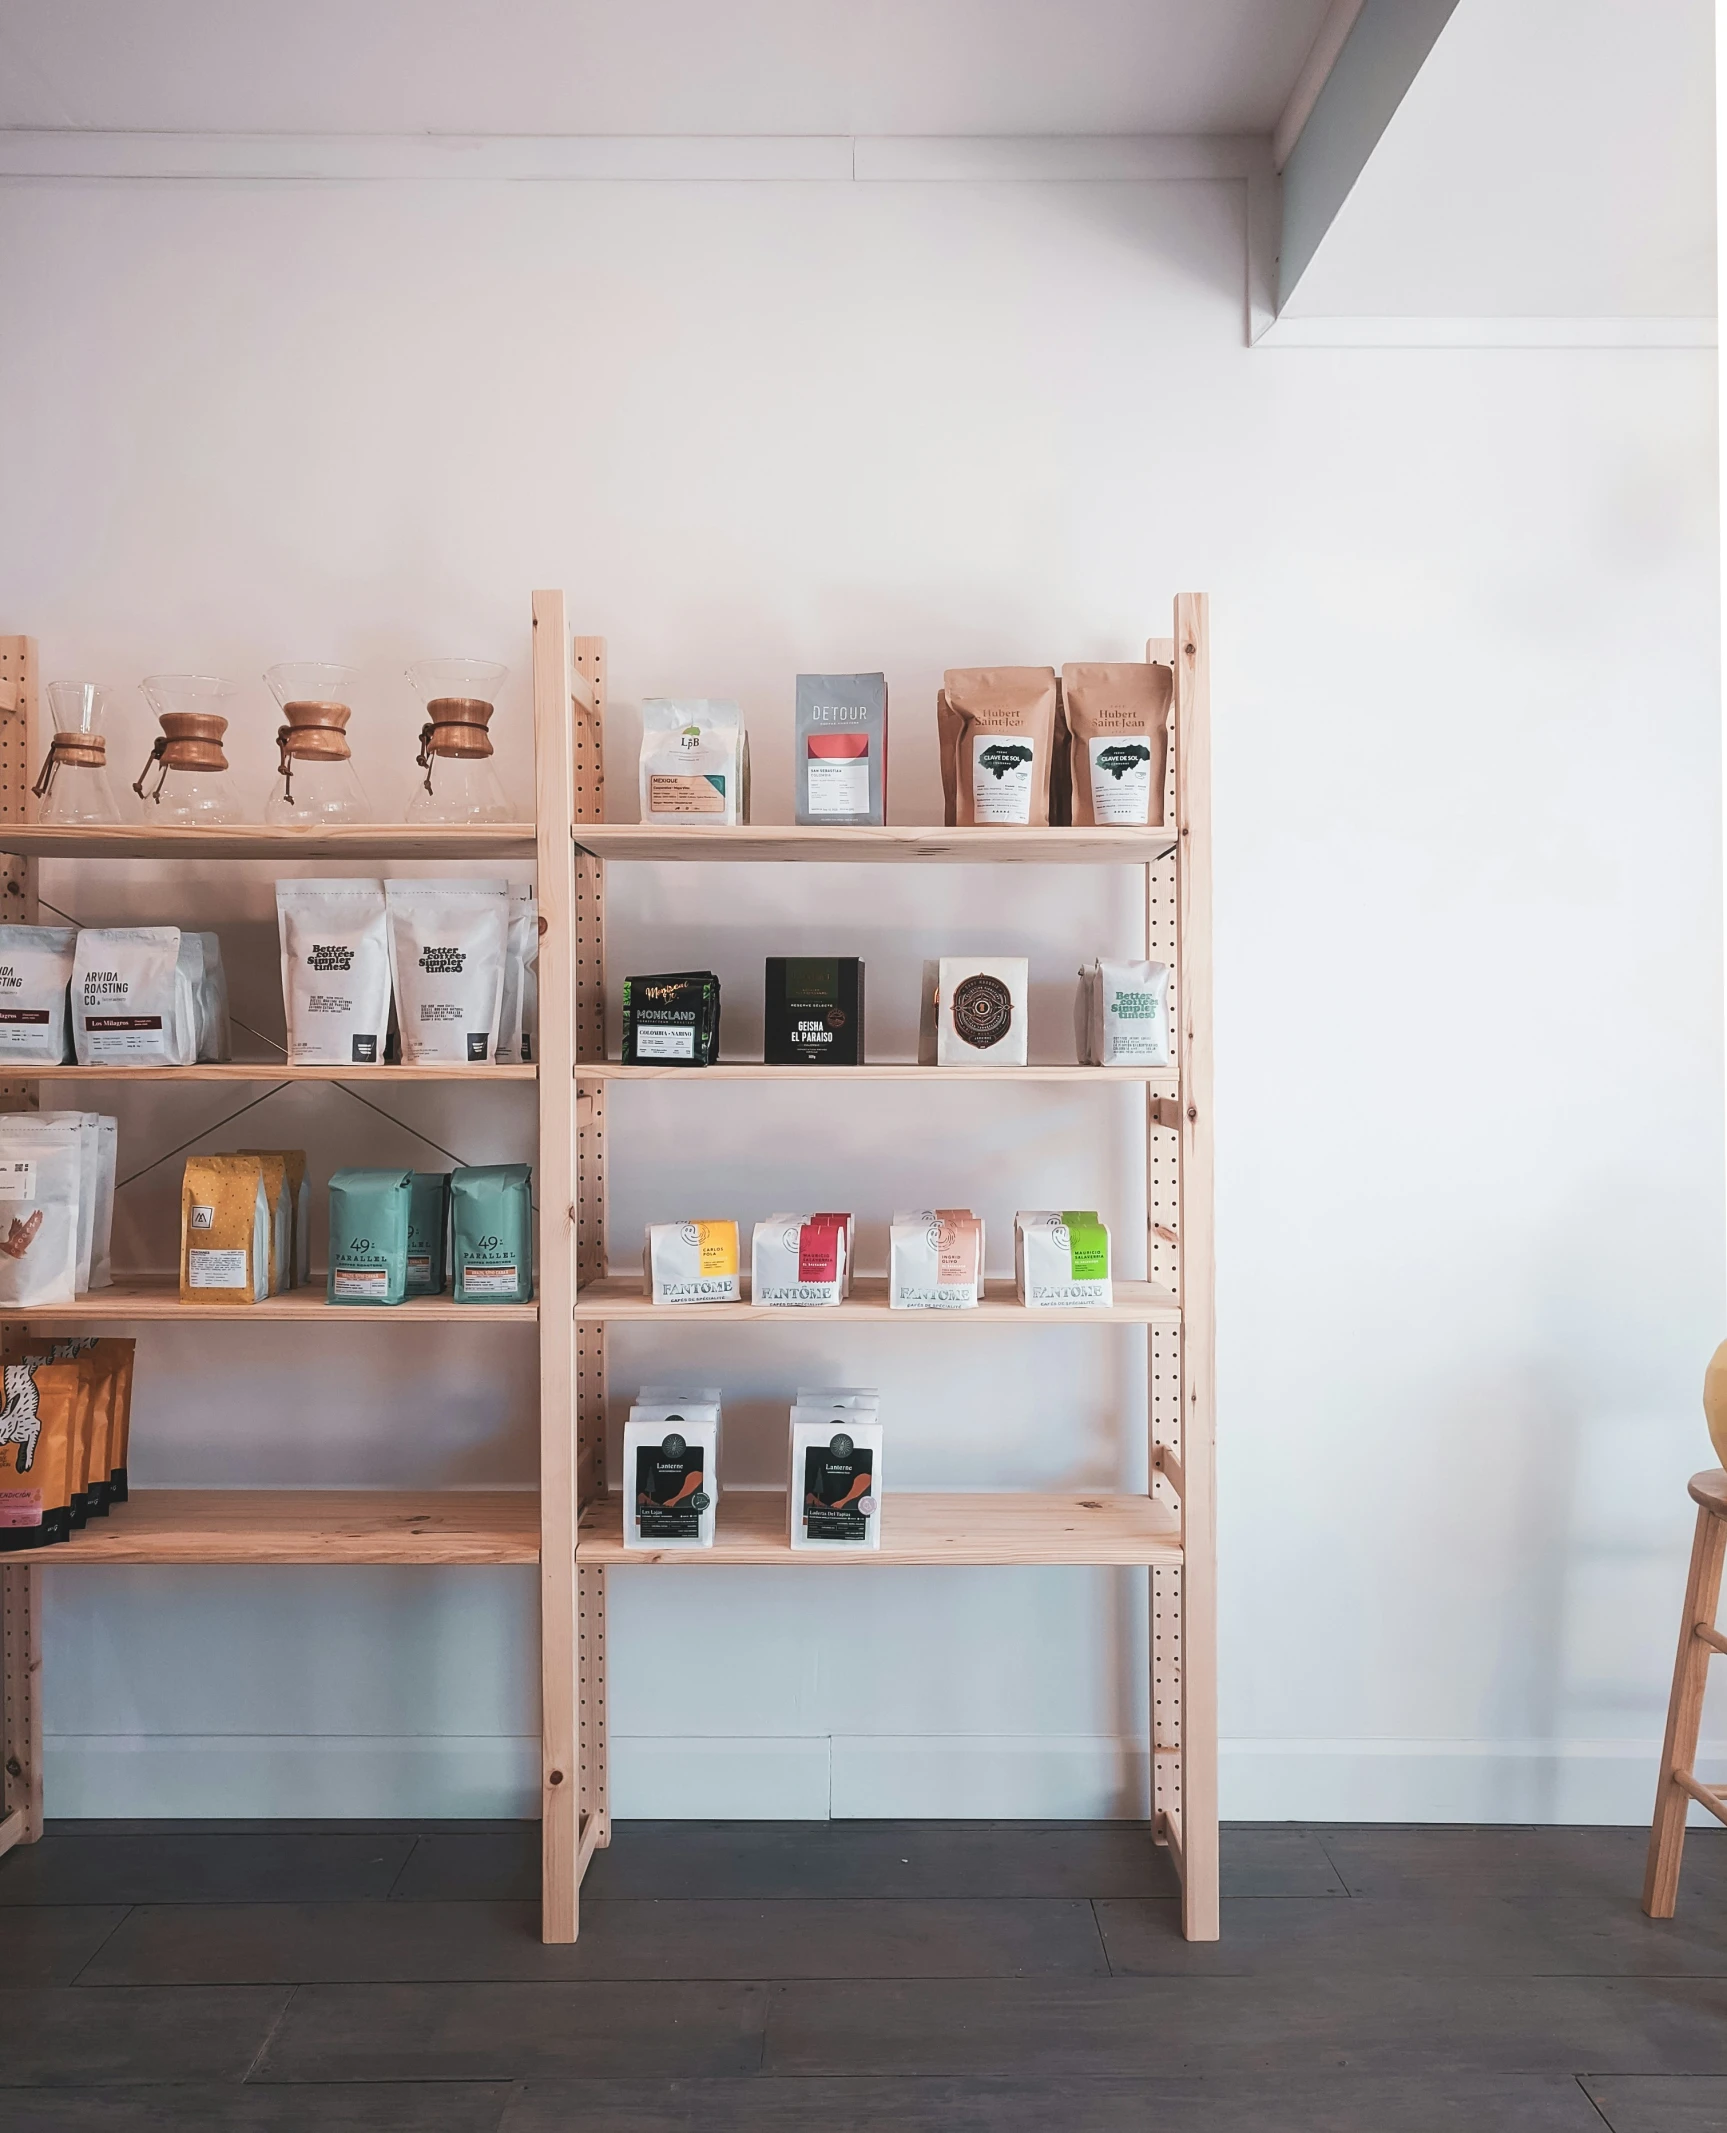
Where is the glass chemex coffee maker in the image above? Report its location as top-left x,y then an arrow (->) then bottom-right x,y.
404,658 -> 512,823
134,675 -> 242,824
264,663 -> 372,826
33,681 -> 127,824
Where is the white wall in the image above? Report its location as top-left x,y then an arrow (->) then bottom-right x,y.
0,166 -> 1717,1822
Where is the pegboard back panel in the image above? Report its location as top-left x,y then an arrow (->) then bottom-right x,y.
0,639 -> 38,1117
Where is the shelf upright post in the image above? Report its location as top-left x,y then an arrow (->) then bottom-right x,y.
0,634 -> 41,1856
532,593 -> 582,1939
569,632 -> 610,1875
1173,592 -> 1219,1940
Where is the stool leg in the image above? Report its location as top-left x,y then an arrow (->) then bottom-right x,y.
1643,1504 -> 1727,1917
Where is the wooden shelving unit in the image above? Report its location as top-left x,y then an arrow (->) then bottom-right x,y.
0,599 -> 1217,1947
0,628 -> 572,1924
547,593 -> 1217,1942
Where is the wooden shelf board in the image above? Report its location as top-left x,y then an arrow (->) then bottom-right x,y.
579,1489 -> 1180,1567
0,824 -> 537,860
573,824 -> 1178,865
574,1274 -> 1178,1325
4,1278 -> 537,1323
40,1489 -> 540,1566
577,1062 -> 1177,1089
25,1062 -> 536,1083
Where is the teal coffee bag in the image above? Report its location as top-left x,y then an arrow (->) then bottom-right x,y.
407,1172 -> 450,1296
326,1168 -> 412,1306
451,1164 -> 532,1304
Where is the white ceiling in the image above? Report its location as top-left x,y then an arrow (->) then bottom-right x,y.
1284,0 -> 1715,320
0,0 -> 1336,137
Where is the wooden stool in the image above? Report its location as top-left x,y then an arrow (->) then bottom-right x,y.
1643,1467 -> 1727,1917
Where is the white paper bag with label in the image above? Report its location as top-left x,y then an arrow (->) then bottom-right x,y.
0,1122 -> 81,1306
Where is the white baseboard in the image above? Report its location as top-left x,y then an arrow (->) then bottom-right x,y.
44,1731 -> 1727,1824
612,1737 -> 833,1818
1220,1739 -> 1727,1825
46,1735 -> 540,1819
831,1736 -> 1151,1819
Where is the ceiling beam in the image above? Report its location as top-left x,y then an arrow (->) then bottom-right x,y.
1278,0 -> 1462,309
1273,0 -> 1366,170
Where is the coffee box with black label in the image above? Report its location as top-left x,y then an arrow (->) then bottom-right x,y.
764,957 -> 864,1065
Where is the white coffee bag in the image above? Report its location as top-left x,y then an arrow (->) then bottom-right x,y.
751,1214 -> 846,1307
1078,959 -> 1169,1067
645,1220 -> 740,1304
276,879 -> 391,1066
30,1112 -> 100,1293
385,879 -> 509,1066
1015,1209 -> 1113,1308
197,932 -> 232,1062
639,699 -> 750,825
0,1120 -> 81,1306
496,884 -> 539,1065
624,1404 -> 720,1549
72,927 -> 193,1065
789,1411 -> 883,1550
888,1208 -> 984,1310
0,926 -> 76,1064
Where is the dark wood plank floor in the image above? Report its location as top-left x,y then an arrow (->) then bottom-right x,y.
1,1819 -> 1724,2129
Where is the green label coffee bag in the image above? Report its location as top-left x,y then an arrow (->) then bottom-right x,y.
407,1172 -> 450,1295
326,1168 -> 412,1306
451,1164 -> 532,1304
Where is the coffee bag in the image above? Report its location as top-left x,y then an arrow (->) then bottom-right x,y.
795,673 -> 888,824
0,1120 -> 81,1306
450,1164 -> 532,1304
752,1214 -> 845,1307
385,878 -> 509,1065
1077,959 -> 1170,1067
72,926 -> 195,1065
100,1337 -> 136,1501
938,668 -> 1062,827
496,885 -> 539,1065
1061,662 -> 1172,827
624,1404 -> 720,1549
0,1356 -> 79,1550
276,879 -> 390,1066
645,1219 -> 741,1304
621,971 -> 721,1066
244,1151 -> 293,1295
180,1154 -> 269,1304
889,1208 -> 984,1310
32,1111 -> 100,1293
764,958 -> 864,1065
327,1168 -> 412,1306
639,699 -> 749,824
0,925 -> 76,1064
920,957 -> 1029,1068
195,932 -> 233,1061
1015,1209 -> 1112,1308
406,1171 -> 450,1294
790,1411 -> 883,1550
239,1149 -> 309,1287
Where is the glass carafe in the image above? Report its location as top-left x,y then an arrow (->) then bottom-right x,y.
404,659 -> 513,823
134,675 -> 242,824
264,663 -> 371,826
35,681 -> 126,824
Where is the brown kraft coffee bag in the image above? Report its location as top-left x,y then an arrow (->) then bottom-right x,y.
1061,662 -> 1172,827
939,668 -> 1062,827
